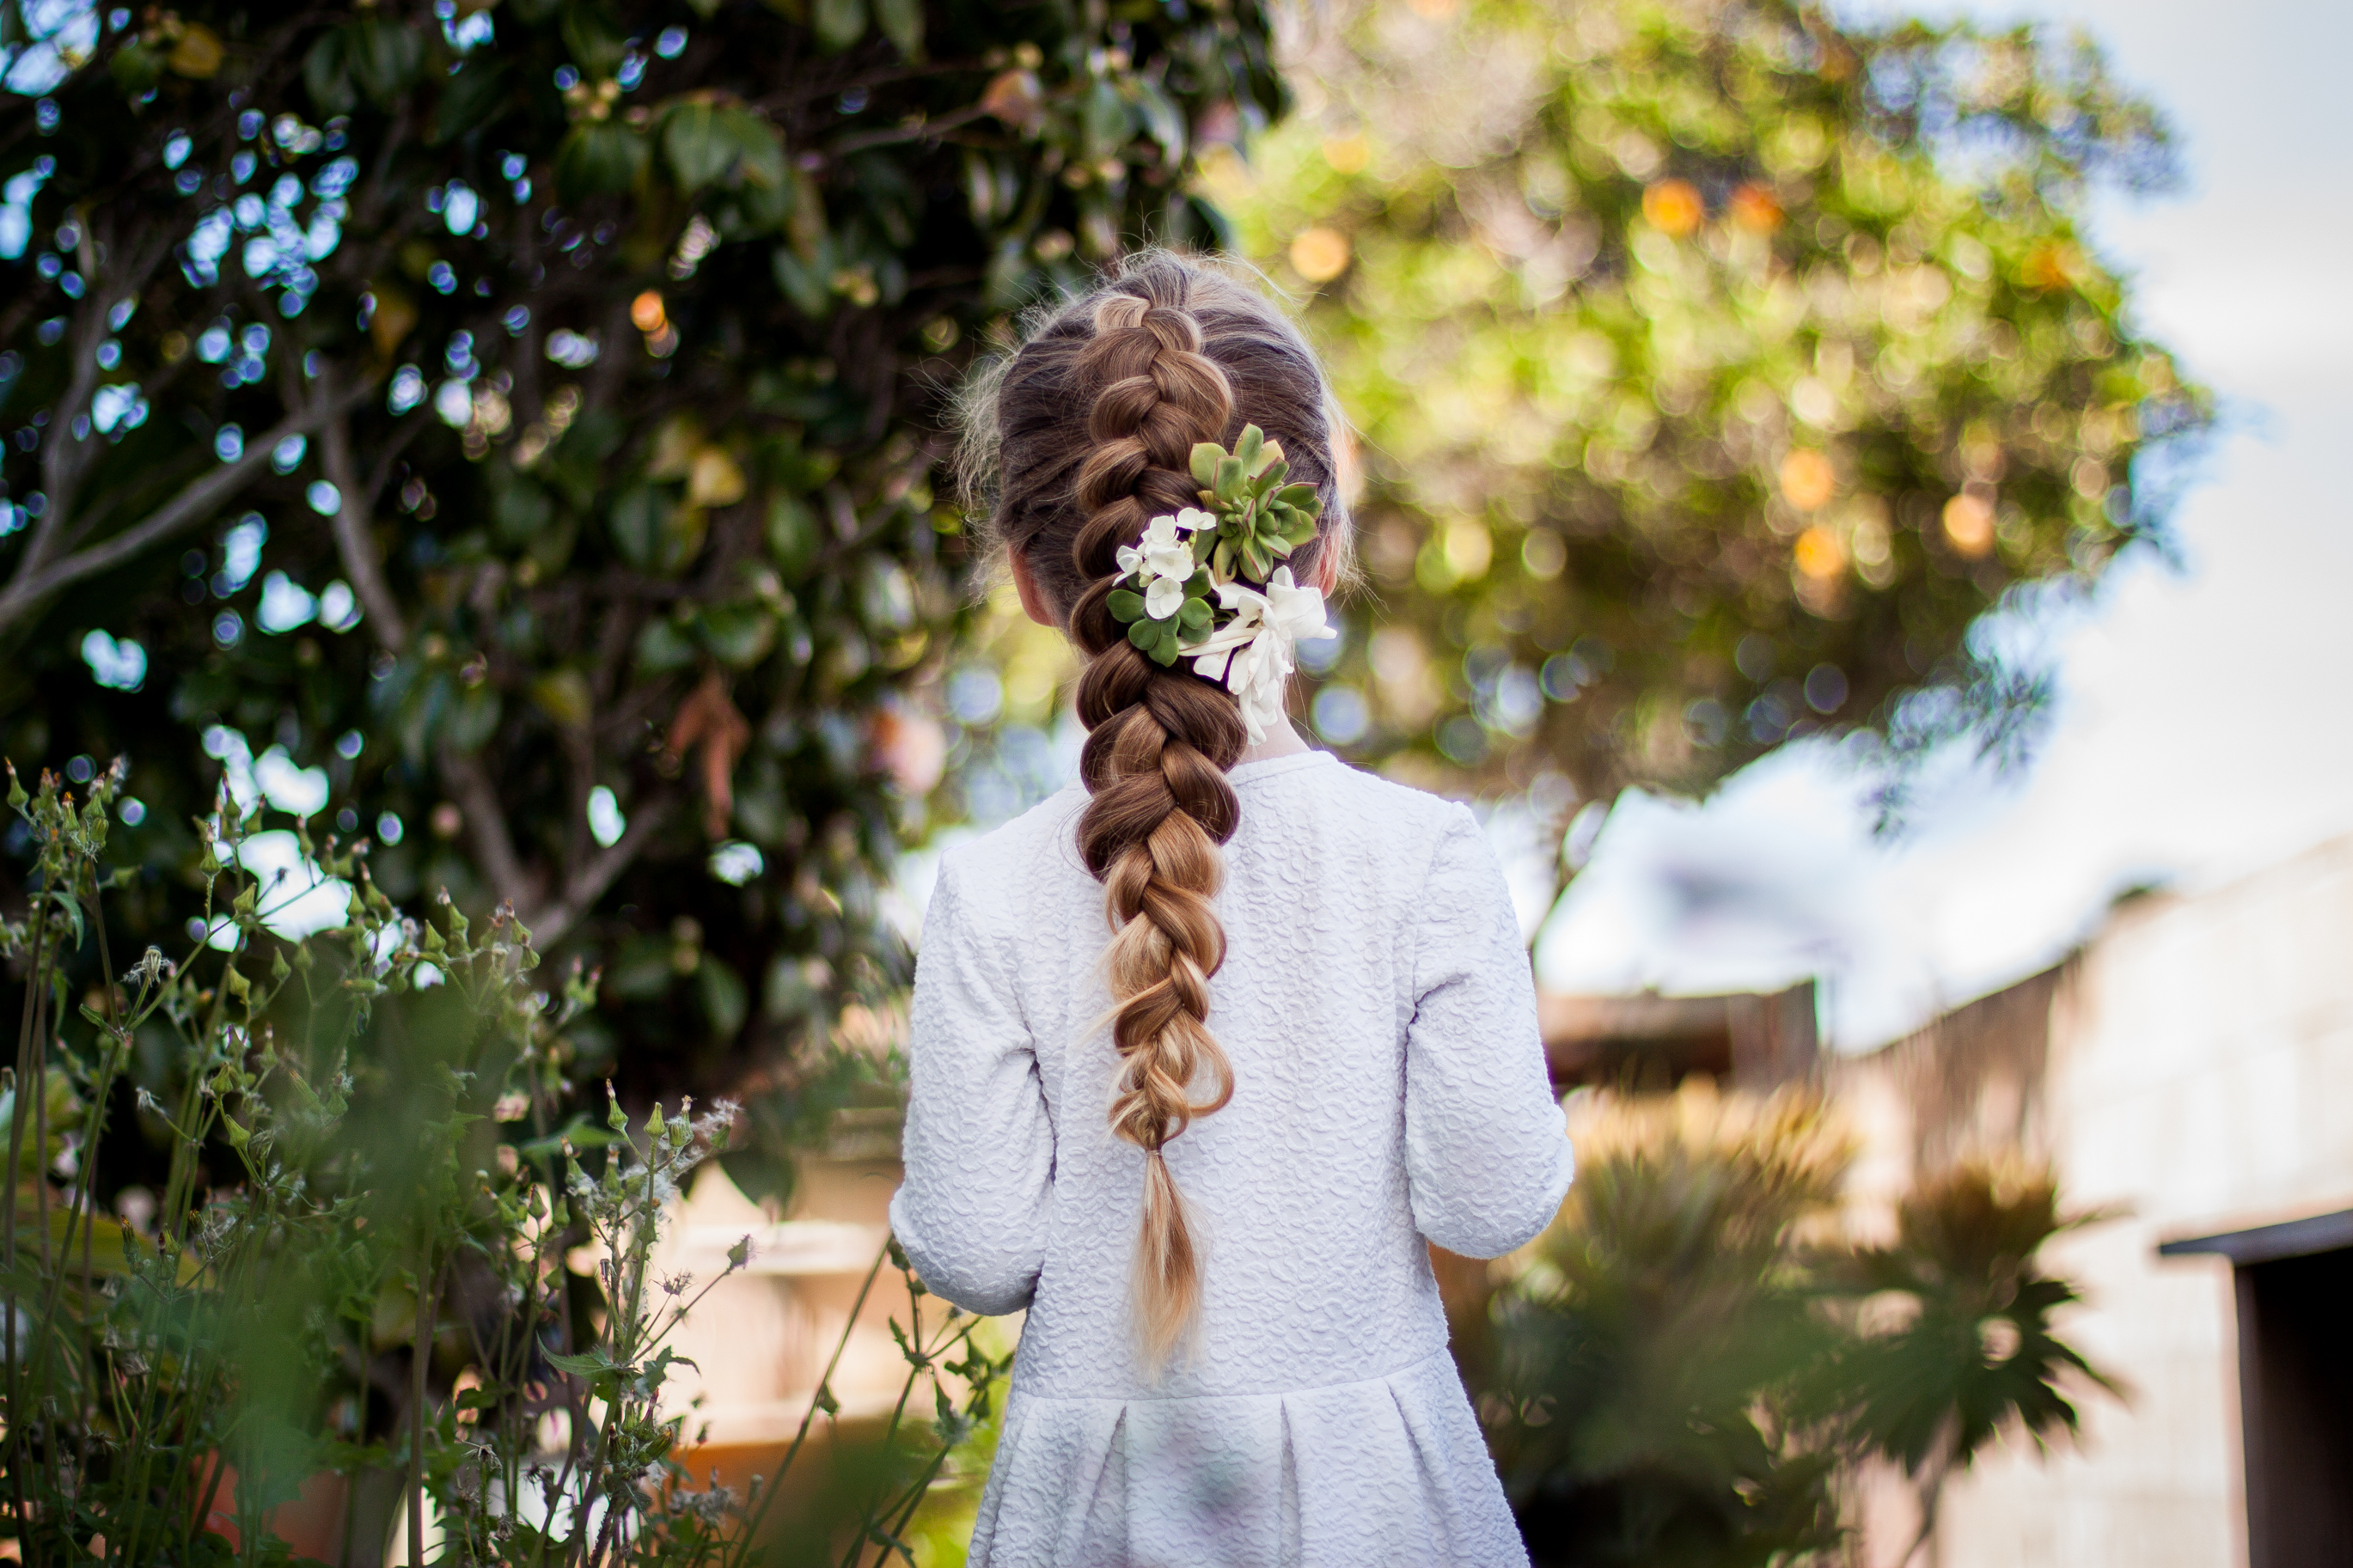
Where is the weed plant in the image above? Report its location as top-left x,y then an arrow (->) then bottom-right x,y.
0,759 -> 1003,1565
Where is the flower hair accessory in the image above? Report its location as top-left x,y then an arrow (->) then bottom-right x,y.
1104,425 -> 1335,742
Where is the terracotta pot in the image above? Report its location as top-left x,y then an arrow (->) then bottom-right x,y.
194,1455 -> 350,1560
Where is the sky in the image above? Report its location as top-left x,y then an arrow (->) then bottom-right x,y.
1534,0 -> 2353,1047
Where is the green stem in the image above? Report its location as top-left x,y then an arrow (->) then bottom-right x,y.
408,1250 -> 440,1567
722,1242 -> 891,1568
1,901 -> 47,1558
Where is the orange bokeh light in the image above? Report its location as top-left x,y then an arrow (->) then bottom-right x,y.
1941,493 -> 1996,558
1641,179 -> 1704,238
1729,182 -> 1782,234
1289,226 -> 1353,283
630,290 -> 668,333
1778,449 -> 1837,511
1794,525 -> 1846,579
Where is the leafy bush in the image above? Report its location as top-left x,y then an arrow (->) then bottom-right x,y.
1480,1085 -> 2112,1567
0,757 -> 1003,1565
0,0 -> 1283,1192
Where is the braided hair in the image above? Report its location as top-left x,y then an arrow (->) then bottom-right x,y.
961,253 -> 1350,1364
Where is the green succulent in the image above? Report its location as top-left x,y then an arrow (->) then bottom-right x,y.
1189,424 -> 1324,583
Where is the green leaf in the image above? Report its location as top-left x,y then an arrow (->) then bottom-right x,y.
1106,588 -> 1146,622
431,58 -> 510,144
813,0 -> 866,52
1081,78 -> 1133,159
345,19 -> 423,103
302,29 -> 356,115
556,123 -> 648,199
700,955 -> 749,1038
1126,619 -> 1158,653
608,485 -> 669,570
663,101 -> 785,192
559,0 -> 629,76
872,0 -> 922,58
633,618 -> 697,675
1234,424 -> 1263,473
1177,597 -> 1211,631
1131,78 -> 1188,164
699,603 -> 777,668
1189,442 -> 1222,489
1214,455 -> 1244,503
772,247 -> 831,318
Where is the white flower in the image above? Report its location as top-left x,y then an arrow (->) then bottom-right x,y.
1115,512 -> 1198,588
1186,567 -> 1335,742
1144,573 -> 1187,619
1173,507 -> 1216,534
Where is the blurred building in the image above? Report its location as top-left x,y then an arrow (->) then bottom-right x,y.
1835,833 -> 2353,1568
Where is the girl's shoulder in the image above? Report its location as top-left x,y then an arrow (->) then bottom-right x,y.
929,787 -> 1093,930
1233,750 -> 1479,846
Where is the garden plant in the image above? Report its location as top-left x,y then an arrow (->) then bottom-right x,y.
1477,1083 -> 2115,1567
0,756 -> 1005,1564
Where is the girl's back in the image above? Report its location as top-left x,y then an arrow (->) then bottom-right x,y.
889,251 -> 1572,1565
893,751 -> 1572,1563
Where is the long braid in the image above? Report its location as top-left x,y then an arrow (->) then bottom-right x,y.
958,251 -> 1351,1368
1066,285 -> 1246,1364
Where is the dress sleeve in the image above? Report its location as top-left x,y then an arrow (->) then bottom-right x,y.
887,855 -> 1056,1315
1401,807 -> 1575,1260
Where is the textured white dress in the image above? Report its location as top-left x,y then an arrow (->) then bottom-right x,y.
889,750 -> 1575,1568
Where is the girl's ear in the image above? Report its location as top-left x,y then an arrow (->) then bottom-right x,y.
1313,540 -> 1341,596
1009,546 -> 1060,628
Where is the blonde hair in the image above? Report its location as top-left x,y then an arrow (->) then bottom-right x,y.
960,252 -> 1350,1364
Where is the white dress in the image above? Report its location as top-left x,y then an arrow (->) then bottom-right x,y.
889,750 -> 1575,1568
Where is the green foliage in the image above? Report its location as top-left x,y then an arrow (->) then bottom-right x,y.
1480,1087 -> 2115,1567
1104,424 -> 1323,667
1218,0 -> 2209,794
0,758 -> 1005,1563
1830,1161 -> 2121,1553
0,0 -> 1285,1187
1487,1089 -> 1853,1565
1189,424 -> 1322,583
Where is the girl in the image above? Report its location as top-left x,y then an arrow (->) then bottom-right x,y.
890,252 -> 1574,1567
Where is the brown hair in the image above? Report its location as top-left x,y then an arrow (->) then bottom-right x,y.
960,252 -> 1351,1364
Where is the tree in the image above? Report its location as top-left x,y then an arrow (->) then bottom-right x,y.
1213,0 -> 2207,800
1834,1161 -> 2119,1564
1476,1086 -> 2117,1567
1484,1088 -> 1855,1567
0,0 -> 1283,1187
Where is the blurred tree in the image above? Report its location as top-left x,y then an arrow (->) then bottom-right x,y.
0,0 -> 1282,1189
1477,1087 -> 2116,1567
1484,1088 -> 1855,1566
1214,0 -> 2208,802
1833,1160 -> 2120,1563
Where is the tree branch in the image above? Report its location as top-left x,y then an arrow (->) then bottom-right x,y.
437,743 -> 542,915
320,388 -> 418,650
528,792 -> 675,949
22,222 -> 186,573
0,381 -> 375,636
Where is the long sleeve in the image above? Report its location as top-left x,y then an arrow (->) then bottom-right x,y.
888,853 -> 1056,1315
1401,808 -> 1575,1260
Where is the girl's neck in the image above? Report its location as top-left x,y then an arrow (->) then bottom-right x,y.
1235,717 -> 1311,768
